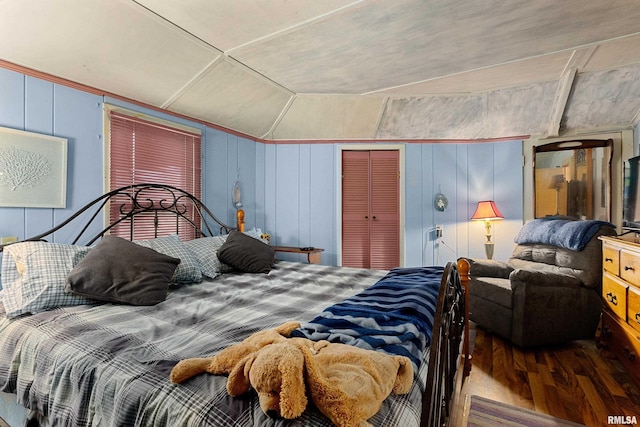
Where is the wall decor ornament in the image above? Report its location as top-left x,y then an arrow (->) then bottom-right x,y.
0,126 -> 67,208
434,192 -> 448,211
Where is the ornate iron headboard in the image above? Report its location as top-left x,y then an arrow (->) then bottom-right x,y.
1,183 -> 236,251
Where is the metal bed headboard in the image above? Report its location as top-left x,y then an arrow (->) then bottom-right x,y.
1,183 -> 236,251
421,260 -> 469,427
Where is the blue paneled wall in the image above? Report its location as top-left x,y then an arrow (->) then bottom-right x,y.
0,68 -> 524,270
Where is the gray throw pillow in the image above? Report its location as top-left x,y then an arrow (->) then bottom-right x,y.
66,235 -> 180,305
217,230 -> 275,274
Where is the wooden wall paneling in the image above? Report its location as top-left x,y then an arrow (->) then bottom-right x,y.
254,141 -> 266,231
225,134 -> 239,227
493,140 -> 524,259
51,85 -> 103,244
0,68 -> 24,127
263,144 -> 277,244
204,129 -> 230,228
404,143 -> 424,267
466,143 -> 499,260
0,69 -> 26,241
309,144 -> 336,265
419,144 -> 436,266
297,144 -> 311,264
24,76 -> 55,240
431,143 -> 458,266
240,135 -> 257,231
274,145 -> 300,251
455,143 -> 470,265
226,134 -> 258,231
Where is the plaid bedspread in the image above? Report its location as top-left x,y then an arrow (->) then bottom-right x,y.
0,262 -> 441,427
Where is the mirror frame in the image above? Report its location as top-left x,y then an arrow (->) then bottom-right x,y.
533,139 -> 613,220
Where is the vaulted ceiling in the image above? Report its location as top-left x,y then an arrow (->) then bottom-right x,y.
2,0 -> 640,141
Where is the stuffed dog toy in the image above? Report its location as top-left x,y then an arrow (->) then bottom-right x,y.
292,338 -> 413,427
169,321 -> 301,384
170,323 -> 414,427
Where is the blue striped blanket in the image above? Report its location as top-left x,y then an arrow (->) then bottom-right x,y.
291,266 -> 443,372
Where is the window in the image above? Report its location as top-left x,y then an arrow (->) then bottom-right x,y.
108,109 -> 202,240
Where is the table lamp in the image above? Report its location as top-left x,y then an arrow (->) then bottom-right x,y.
471,200 -> 504,259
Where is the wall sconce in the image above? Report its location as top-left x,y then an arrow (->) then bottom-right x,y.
471,200 -> 504,260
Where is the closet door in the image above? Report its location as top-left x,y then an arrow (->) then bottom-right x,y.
342,150 -> 400,269
369,150 -> 400,269
342,151 -> 371,268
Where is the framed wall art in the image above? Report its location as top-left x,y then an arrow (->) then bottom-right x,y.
0,126 -> 67,208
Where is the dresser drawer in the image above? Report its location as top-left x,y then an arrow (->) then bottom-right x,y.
603,245 -> 620,275
628,287 -> 640,333
603,272 -> 628,320
620,249 -> 640,285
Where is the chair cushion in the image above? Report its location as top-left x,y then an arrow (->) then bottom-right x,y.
509,225 -> 616,289
469,276 -> 513,308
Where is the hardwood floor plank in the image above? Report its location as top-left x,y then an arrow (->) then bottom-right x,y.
576,374 -> 612,427
456,325 -> 640,427
528,371 -> 550,413
542,383 -> 572,421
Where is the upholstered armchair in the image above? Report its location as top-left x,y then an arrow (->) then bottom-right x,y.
460,219 -> 617,347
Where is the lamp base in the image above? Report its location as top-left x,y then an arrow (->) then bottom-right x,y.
484,242 -> 494,260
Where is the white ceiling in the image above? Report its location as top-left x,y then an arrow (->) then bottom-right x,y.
2,0 -> 640,141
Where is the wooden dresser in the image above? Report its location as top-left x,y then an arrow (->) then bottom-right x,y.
599,235 -> 640,385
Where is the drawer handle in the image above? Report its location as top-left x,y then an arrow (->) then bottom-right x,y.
624,346 -> 637,361
606,292 -> 618,305
636,313 -> 640,324
605,257 -> 613,262
625,265 -> 635,271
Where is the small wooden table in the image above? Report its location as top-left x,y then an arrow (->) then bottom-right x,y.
272,246 -> 324,264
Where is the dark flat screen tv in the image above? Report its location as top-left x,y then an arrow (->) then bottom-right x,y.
623,155 -> 640,232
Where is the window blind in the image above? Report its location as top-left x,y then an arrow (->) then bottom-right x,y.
109,111 -> 202,240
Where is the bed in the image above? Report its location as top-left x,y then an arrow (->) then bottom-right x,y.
0,184 -> 470,427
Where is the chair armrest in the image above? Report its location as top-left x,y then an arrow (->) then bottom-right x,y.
459,257 -> 513,279
509,269 -> 582,289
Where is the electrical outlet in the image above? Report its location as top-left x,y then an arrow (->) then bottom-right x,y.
1,236 -> 18,245
435,225 -> 443,238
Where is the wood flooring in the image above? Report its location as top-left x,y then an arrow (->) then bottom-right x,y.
449,325 -> 640,427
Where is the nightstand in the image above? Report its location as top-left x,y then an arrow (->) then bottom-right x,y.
272,246 -> 324,264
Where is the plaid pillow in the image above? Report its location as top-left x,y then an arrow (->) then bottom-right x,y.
184,235 -> 232,278
135,234 -> 202,284
1,242 -> 93,318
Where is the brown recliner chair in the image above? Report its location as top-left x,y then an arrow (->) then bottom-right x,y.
460,218 -> 617,347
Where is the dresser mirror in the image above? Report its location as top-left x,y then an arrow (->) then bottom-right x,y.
533,139 -> 613,221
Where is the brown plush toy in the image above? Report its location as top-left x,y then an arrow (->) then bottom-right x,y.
170,323 -> 414,427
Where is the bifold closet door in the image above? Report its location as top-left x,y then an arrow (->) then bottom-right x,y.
342,150 -> 399,269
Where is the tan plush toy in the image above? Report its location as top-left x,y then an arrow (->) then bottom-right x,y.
170,323 -> 414,427
290,337 -> 414,427
169,321 -> 301,384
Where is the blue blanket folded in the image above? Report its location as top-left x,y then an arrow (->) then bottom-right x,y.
291,266 -> 443,373
514,218 -> 615,251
